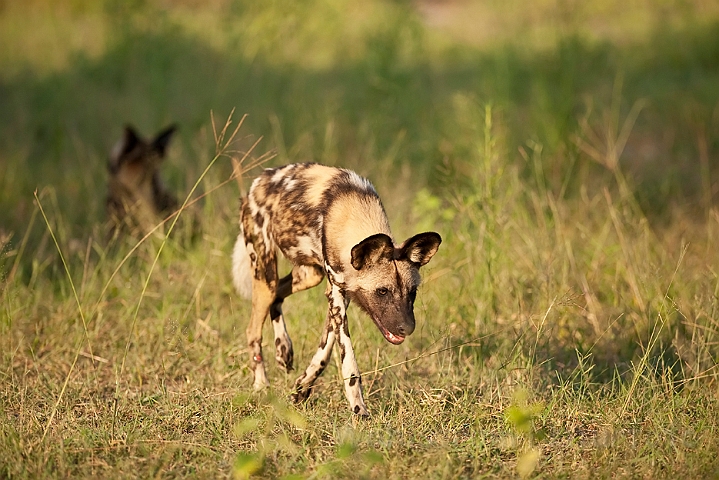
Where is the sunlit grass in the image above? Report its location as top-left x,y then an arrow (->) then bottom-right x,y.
419,0 -> 719,48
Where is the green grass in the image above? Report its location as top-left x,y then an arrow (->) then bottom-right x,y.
2,0 -> 719,478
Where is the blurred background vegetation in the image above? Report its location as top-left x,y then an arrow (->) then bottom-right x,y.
1,0 -> 719,235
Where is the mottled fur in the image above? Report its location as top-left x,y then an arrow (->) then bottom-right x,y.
232,163 -> 441,415
106,125 -> 178,238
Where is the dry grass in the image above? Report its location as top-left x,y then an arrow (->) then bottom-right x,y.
3,107 -> 719,478
2,1 -> 719,478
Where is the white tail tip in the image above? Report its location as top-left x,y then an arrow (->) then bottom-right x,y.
232,232 -> 253,299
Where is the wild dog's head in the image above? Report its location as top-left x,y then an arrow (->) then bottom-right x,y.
348,232 -> 442,345
106,124 -> 178,237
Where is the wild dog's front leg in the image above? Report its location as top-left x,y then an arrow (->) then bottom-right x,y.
292,309 -> 335,403
291,279 -> 369,415
320,282 -> 369,416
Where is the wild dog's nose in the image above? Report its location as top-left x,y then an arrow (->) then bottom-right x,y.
398,322 -> 415,337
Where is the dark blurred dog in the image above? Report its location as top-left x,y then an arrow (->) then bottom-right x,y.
106,125 -> 179,239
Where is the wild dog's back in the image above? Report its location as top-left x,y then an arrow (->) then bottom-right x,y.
245,163 -> 392,269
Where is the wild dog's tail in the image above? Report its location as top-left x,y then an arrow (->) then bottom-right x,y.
232,225 -> 253,300
230,157 -> 252,299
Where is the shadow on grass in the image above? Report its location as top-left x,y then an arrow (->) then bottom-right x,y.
0,7 -> 718,232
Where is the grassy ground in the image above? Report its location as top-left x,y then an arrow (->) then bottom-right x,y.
2,0 -> 719,478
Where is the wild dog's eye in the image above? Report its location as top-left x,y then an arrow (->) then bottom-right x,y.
376,287 -> 389,296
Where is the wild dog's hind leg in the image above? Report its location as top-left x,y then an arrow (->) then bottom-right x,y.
270,265 -> 324,372
246,261 -> 277,390
242,212 -> 278,390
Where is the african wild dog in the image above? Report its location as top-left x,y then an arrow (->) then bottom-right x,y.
232,163 -> 441,415
106,124 -> 179,238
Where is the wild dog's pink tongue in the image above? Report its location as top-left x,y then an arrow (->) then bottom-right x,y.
384,330 -> 405,345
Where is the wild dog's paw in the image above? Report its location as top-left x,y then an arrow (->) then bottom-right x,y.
252,374 -> 270,391
250,355 -> 270,391
351,403 -> 370,417
290,385 -> 312,403
291,374 -> 312,403
274,336 -> 294,372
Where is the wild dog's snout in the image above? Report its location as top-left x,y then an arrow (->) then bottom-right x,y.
380,294 -> 416,341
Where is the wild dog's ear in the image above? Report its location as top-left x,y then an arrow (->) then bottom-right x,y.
151,124 -> 177,157
119,125 -> 143,158
351,233 -> 394,270
398,232 -> 442,267
109,125 -> 142,171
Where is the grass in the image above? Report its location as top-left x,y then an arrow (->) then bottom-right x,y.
2,0 -> 719,478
